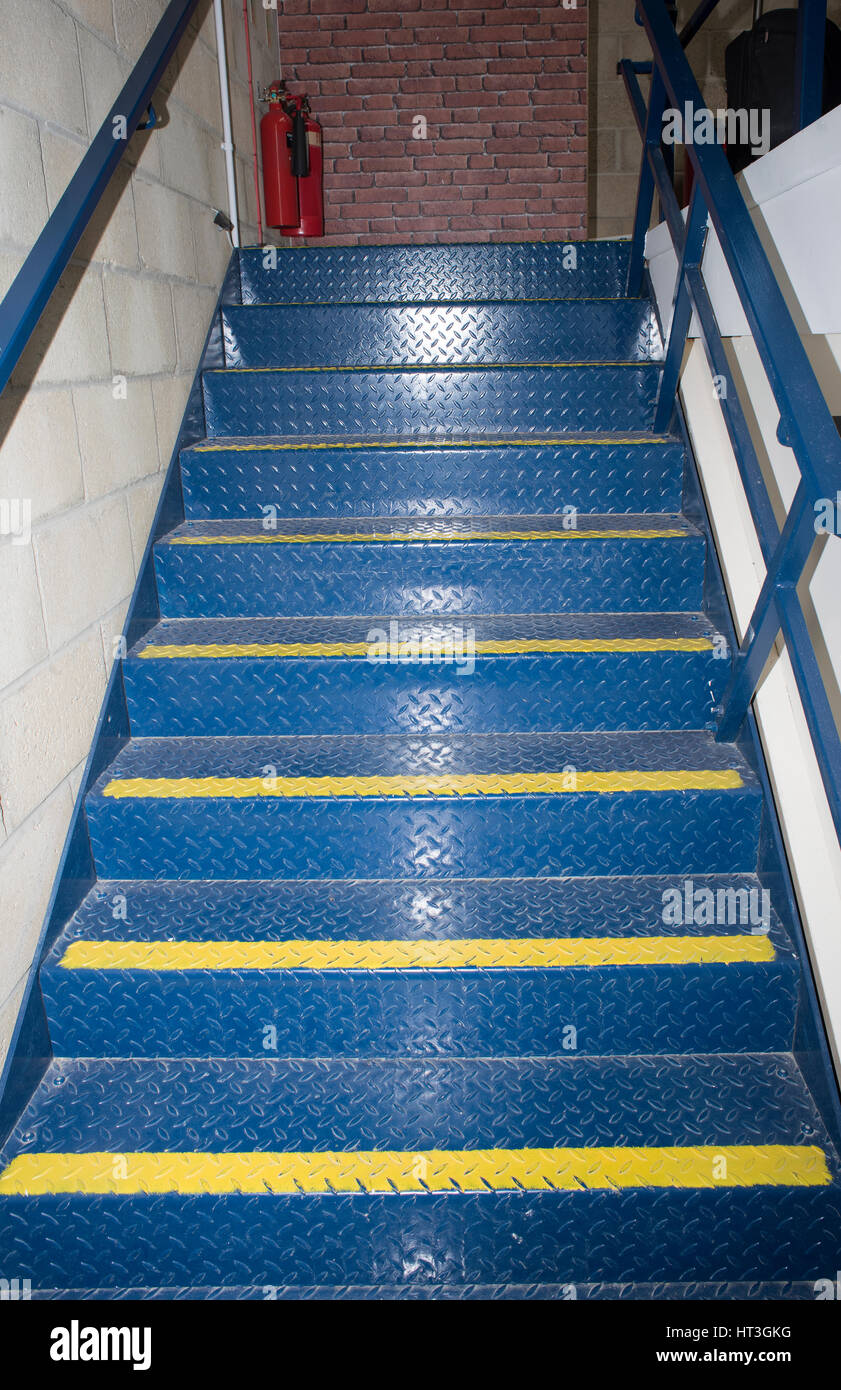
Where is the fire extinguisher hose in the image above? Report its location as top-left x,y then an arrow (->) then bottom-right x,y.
290,109 -> 310,178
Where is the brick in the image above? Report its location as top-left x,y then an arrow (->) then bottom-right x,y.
483,198 -> 532,215
349,185 -> 409,204
431,139 -> 487,155
486,136 -> 540,153
443,44 -> 500,60
330,172 -> 375,188
374,169 -> 427,186
460,168 -> 509,185
412,154 -> 469,169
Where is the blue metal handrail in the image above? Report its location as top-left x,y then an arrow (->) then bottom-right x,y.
621,0 -> 841,850
0,0 -> 200,398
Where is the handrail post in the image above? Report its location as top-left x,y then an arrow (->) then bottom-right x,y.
795,0 -> 827,130
627,67 -> 668,296
653,183 -> 707,432
716,483 -> 815,741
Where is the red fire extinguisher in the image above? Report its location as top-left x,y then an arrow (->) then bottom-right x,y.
260,84 -> 324,238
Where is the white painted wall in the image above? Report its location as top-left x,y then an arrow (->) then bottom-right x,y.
0,0 -> 281,1068
646,107 -> 841,1071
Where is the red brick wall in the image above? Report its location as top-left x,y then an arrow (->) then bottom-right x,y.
275,0 -> 588,244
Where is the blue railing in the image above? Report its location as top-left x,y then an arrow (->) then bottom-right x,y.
0,0 -> 200,398
620,0 -> 841,849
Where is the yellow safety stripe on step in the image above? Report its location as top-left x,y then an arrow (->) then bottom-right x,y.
58,935 -> 775,972
139,636 -> 714,660
101,770 -> 744,800
0,1145 -> 829,1196
209,361 -> 660,374
168,526 -> 688,545
192,436 -> 669,451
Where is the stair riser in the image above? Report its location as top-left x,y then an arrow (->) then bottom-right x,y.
238,240 -> 631,303
202,366 -> 661,437
221,301 -> 662,368
154,538 -> 705,618
42,964 -> 797,1058
180,442 -> 685,520
124,652 -> 723,737
4,1188 -> 839,1288
86,789 -> 762,880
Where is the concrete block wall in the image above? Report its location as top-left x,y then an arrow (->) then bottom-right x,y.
276,0 -> 588,244
589,0 -> 841,240
0,0 -> 281,1069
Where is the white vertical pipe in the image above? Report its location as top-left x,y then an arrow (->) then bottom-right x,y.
214,0 -> 240,248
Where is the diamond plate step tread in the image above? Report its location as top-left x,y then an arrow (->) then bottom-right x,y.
19,1281 -> 834,1301
238,240 -> 632,304
153,514 -> 705,618
221,300 -> 664,368
40,876 -> 796,1059
84,731 -> 761,880
1,1054 -> 832,1158
201,364 -> 661,437
2,1057 -> 840,1288
49,875 -> 789,945
180,434 -> 686,518
125,612 -> 726,736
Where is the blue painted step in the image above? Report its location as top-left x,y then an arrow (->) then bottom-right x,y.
202,364 -> 662,437
221,300 -> 663,368
2,1054 -> 839,1290
41,876 -> 796,1058
238,239 -> 632,304
124,613 -> 726,736
85,730 -> 762,880
180,434 -> 686,519
153,515 -> 704,619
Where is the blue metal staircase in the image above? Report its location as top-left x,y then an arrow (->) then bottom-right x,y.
2,238 -> 841,1299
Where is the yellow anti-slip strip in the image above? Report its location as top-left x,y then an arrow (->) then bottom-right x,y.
58,935 -> 775,972
139,636 -> 714,660
193,435 -> 668,452
101,770 -> 744,800
0,1145 -> 829,1196
169,526 -> 687,546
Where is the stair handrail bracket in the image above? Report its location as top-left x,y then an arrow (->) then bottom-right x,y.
622,0 -> 841,851
0,0 -> 201,399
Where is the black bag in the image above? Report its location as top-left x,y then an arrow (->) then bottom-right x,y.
724,4 -> 841,172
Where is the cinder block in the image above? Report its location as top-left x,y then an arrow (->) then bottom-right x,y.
98,597 -> 130,672
78,27 -> 130,136
152,373 -> 193,469
134,177 -> 198,281
0,108 -> 49,247
40,127 -> 139,270
0,629 -> 105,833
0,384 -> 85,524
0,543 -> 48,692
0,978 -> 27,1073
12,262 -> 111,389
33,494 -> 135,653
158,111 -> 228,208
126,473 -> 165,568
63,0 -> 115,39
191,201 -> 234,287
103,271 -> 177,377
0,0 -> 86,134
112,0 -> 168,61
171,35 -> 223,130
73,378 -> 159,501
171,282 -> 219,374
